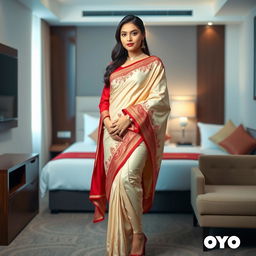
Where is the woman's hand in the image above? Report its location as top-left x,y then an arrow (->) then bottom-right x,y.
109,115 -> 131,137
104,117 -> 123,141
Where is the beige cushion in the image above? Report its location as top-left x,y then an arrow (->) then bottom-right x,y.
197,185 -> 256,215
209,120 -> 236,149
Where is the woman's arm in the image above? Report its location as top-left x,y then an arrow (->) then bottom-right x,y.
99,85 -> 110,123
99,85 -> 122,141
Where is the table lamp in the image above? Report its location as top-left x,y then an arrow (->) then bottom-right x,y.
171,100 -> 196,145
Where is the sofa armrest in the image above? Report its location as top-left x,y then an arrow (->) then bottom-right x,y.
191,167 -> 205,212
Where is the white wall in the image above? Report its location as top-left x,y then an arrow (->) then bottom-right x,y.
0,0 -> 33,153
225,8 -> 256,128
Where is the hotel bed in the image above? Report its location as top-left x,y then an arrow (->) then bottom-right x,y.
40,142 -> 227,213
40,97 -> 256,213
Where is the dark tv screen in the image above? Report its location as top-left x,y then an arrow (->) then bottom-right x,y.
0,53 -> 18,122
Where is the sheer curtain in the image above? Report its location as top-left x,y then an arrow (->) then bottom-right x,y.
32,16 -> 51,170
31,15 -> 42,163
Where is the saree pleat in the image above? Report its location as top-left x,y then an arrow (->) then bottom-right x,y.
107,170 -> 131,255
105,125 -> 148,255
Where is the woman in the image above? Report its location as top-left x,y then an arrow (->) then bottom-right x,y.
90,15 -> 170,256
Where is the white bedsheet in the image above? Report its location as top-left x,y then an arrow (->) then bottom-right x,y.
40,142 -> 228,197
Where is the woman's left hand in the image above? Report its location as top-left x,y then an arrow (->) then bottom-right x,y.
109,115 -> 131,137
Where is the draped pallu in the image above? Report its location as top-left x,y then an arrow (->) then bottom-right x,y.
89,56 -> 170,254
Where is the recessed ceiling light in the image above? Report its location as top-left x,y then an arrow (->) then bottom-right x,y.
208,22 -> 213,26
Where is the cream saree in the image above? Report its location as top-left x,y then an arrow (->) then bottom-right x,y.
90,56 -> 170,255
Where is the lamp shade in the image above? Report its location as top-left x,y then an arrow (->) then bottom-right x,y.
171,100 -> 196,118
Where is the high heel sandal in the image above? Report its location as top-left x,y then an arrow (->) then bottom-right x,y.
129,234 -> 148,256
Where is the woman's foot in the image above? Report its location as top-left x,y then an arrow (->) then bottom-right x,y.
130,233 -> 147,256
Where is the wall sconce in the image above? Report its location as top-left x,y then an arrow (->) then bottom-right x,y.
171,100 -> 196,144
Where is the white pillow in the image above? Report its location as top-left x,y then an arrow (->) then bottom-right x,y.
83,113 -> 100,145
197,122 -> 223,149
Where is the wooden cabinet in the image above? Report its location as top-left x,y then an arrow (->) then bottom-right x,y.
0,154 -> 39,245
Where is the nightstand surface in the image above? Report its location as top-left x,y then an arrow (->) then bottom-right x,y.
50,143 -> 70,159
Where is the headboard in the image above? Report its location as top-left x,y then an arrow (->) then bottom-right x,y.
76,96 -> 100,141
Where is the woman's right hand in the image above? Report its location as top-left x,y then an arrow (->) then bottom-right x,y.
104,118 -> 123,142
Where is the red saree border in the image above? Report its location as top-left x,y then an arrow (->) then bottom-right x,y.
120,55 -> 152,69
94,217 -> 104,223
122,105 -> 157,170
91,198 -> 106,223
110,56 -> 161,83
122,109 -> 140,133
105,132 -> 143,199
122,104 -> 158,213
89,116 -> 107,223
94,116 -> 103,161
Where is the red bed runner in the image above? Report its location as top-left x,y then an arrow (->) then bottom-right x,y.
162,153 -> 200,160
53,152 -> 201,161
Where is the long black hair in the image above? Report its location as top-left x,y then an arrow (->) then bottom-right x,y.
103,15 -> 150,87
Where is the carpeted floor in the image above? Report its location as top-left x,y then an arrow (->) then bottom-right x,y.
0,194 -> 255,256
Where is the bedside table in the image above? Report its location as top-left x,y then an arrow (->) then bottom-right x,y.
50,143 -> 70,159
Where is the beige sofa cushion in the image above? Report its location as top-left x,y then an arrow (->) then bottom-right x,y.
197,185 -> 256,215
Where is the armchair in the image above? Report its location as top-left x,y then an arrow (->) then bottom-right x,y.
191,155 -> 256,250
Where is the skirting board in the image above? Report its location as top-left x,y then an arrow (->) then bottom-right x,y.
49,190 -> 192,213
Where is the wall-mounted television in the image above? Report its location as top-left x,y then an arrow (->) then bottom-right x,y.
0,43 -> 18,131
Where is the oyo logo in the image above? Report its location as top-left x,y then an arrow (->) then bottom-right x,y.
204,236 -> 240,249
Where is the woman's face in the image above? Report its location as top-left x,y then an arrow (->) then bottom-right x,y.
120,22 -> 144,53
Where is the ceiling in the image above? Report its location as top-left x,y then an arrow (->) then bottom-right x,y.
55,0 -> 215,5
17,0 -> 256,26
